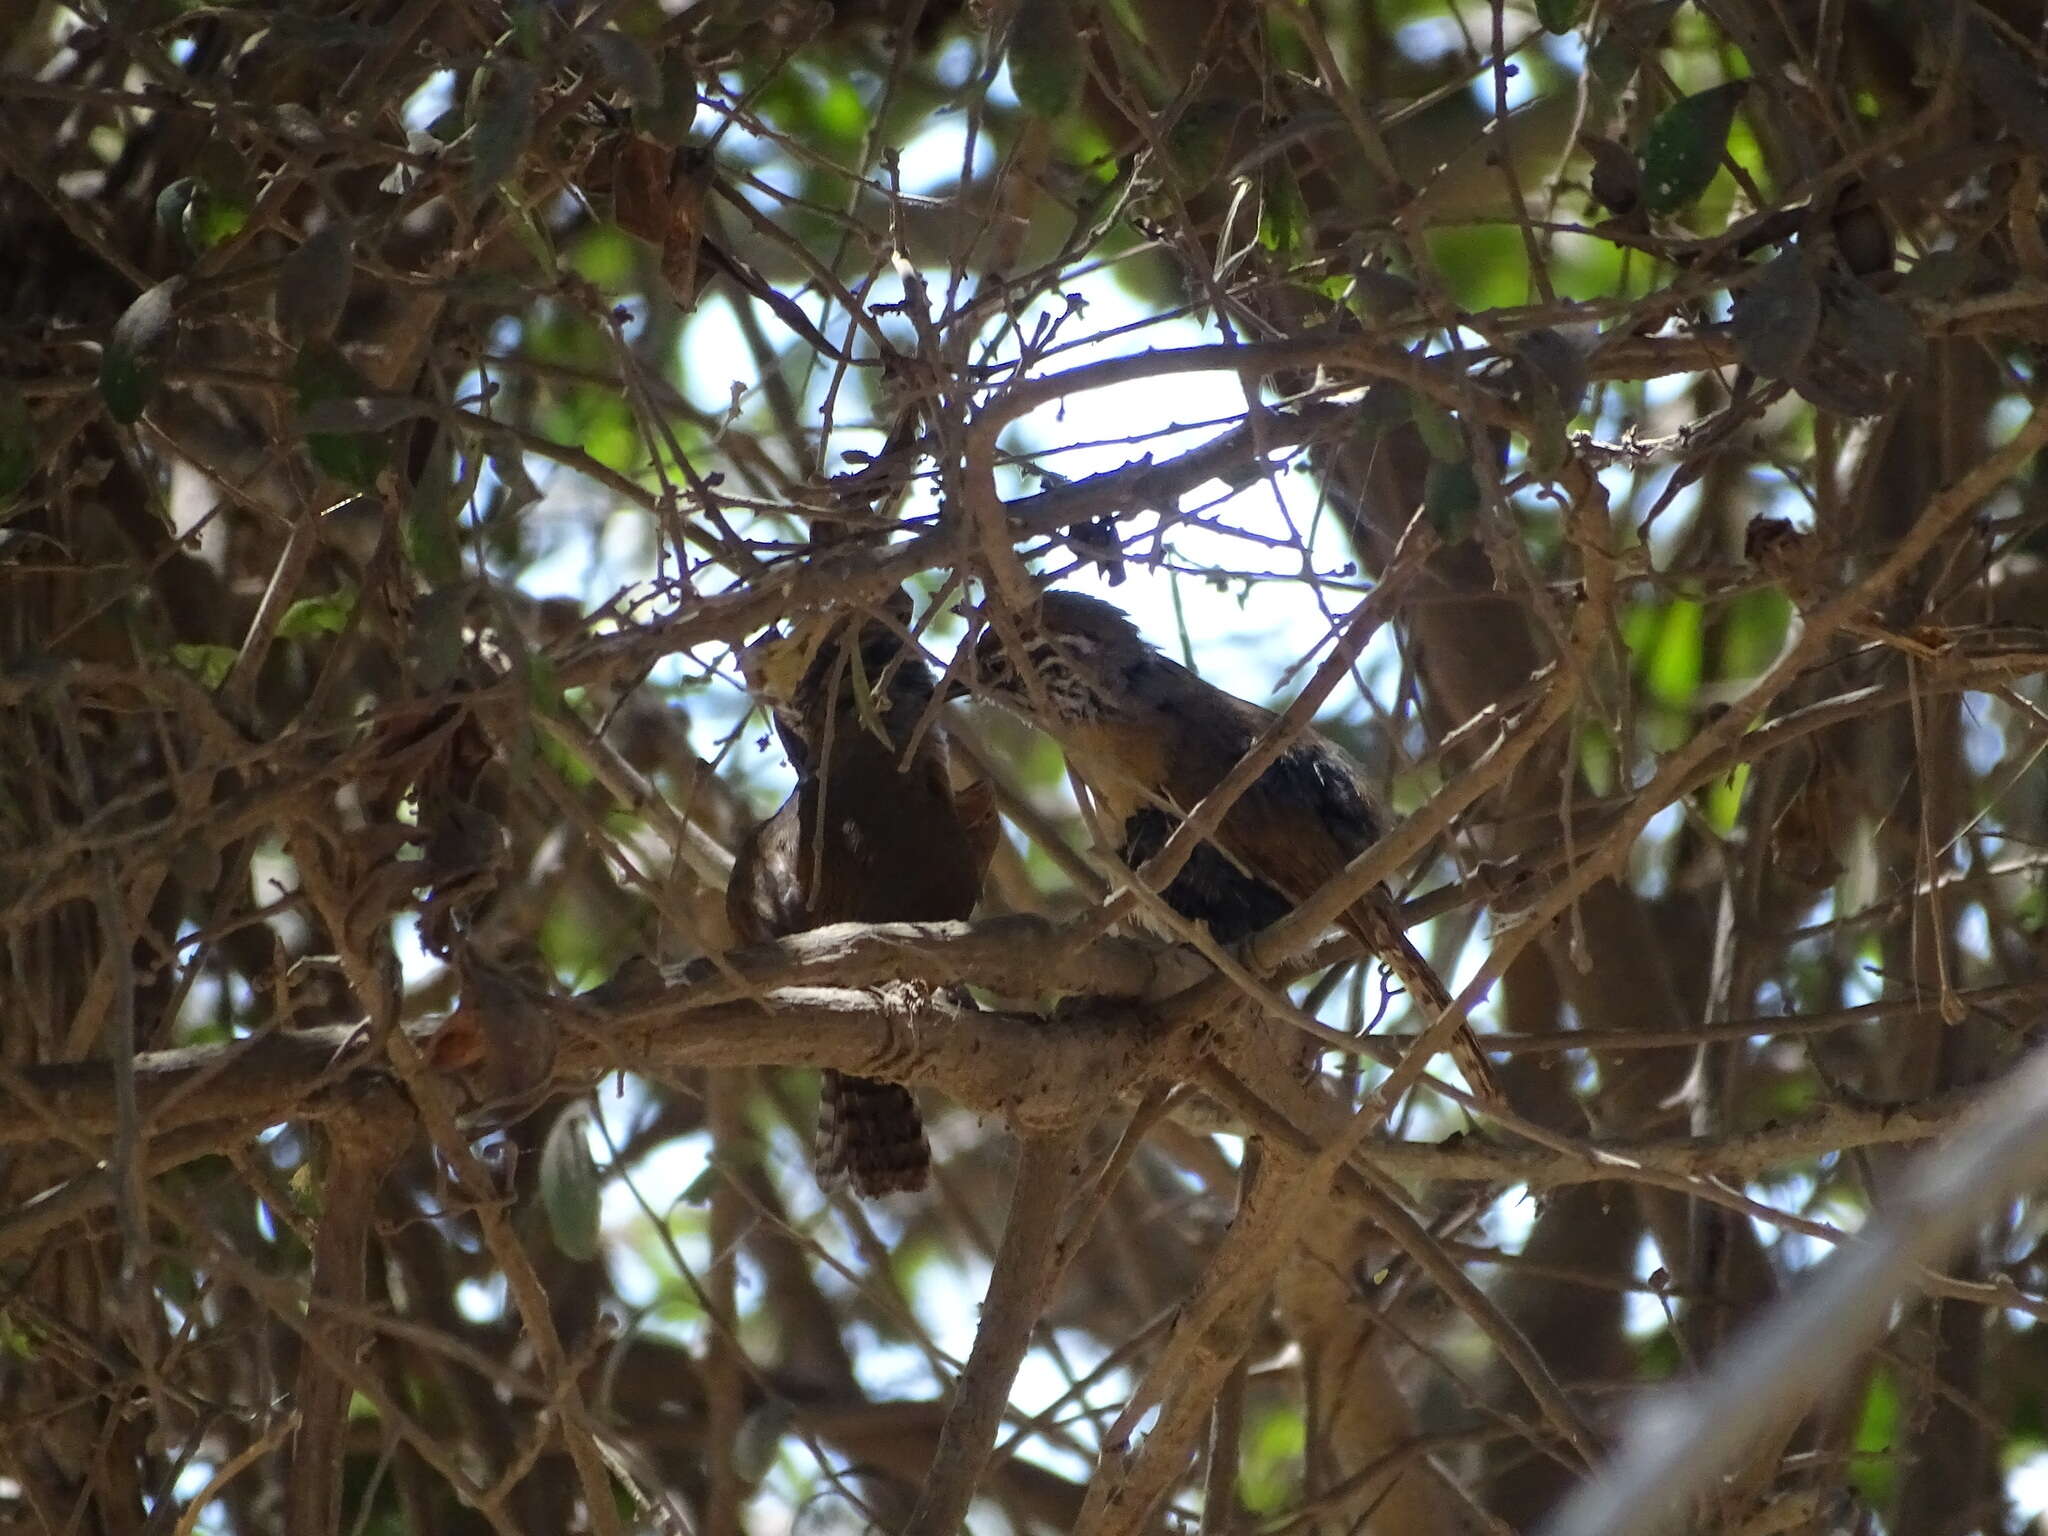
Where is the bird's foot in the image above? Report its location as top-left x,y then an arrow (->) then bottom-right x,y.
865,978 -> 937,1075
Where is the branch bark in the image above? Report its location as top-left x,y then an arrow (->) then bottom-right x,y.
1540,1038 -> 2048,1536
904,1132 -> 1085,1536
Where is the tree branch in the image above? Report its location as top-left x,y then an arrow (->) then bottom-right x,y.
1539,1041 -> 2048,1536
903,1132 -> 1085,1536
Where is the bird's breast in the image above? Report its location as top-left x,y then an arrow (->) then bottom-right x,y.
1057,716 -> 1176,824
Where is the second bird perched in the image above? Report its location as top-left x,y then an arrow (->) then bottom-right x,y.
727,592 -> 1000,1197
967,588 -> 1501,1105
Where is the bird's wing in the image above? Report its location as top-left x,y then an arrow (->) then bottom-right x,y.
955,773 -> 1003,896
799,735 -> 988,924
725,794 -> 809,944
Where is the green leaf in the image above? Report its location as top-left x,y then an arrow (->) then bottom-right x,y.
1640,81 -> 1746,215
1850,1365 -> 1900,1507
586,28 -> 660,107
1423,459 -> 1480,542
1536,0 -> 1585,32
469,62 -> 538,196
291,342 -> 390,489
277,585 -> 358,640
1896,244 -> 1981,300
1346,268 -> 1420,321
539,1108 -> 604,1263
1256,160 -> 1309,254
1008,0 -> 1086,119
1645,598 -> 1704,705
275,221 -> 354,343
731,1401 -> 793,1484
1718,587 -> 1791,680
1521,370 -> 1570,480
635,47 -> 698,145
1705,760 -> 1747,833
1239,1402 -> 1307,1515
2016,882 -> 2048,936
1164,98 -> 1242,186
100,278 -> 182,424
522,649 -> 562,721
298,395 -> 428,435
508,0 -> 545,61
182,183 -> 248,252
505,202 -> 559,280
1348,383 -> 1411,445
405,434 -> 463,589
678,1160 -> 722,1207
170,643 -> 238,690
1410,393 -> 1464,463
409,586 -> 469,691
1577,720 -> 1617,797
155,179 -> 200,240
1728,247 -> 1821,379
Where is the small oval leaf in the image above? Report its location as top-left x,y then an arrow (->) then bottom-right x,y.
291,341 -> 391,489
1164,98 -> 1241,187
1411,392 -> 1465,463
1424,459 -> 1481,542
1349,383 -> 1411,445
540,1108 -> 604,1263
1729,248 -> 1822,380
100,278 -> 183,424
1896,244 -> 1980,301
277,585 -> 358,640
469,63 -> 538,196
182,184 -> 248,252
1347,268 -> 1421,321
276,222 -> 354,342
731,1401 -> 794,1484
1008,0 -> 1085,120
155,179 -> 200,240
405,434 -> 463,589
636,47 -> 699,146
1257,160 -> 1308,255
171,642 -> 238,691
587,29 -> 660,107
1640,80 -> 1746,216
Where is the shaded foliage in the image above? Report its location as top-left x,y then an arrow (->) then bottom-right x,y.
5,2 -> 2048,1535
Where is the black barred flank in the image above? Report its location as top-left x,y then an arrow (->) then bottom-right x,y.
1122,806 -> 1294,945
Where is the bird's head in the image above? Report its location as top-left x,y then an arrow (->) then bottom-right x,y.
743,590 -> 934,753
965,589 -> 1151,724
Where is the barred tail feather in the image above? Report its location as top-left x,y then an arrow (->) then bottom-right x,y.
1341,899 -> 1503,1106
815,1071 -> 931,1197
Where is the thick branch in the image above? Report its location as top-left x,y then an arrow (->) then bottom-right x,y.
904,1132 -> 1084,1536
0,922 -> 2005,1265
283,1085 -> 409,1536
1539,1041 -> 2048,1536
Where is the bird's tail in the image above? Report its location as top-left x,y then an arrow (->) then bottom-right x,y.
1341,904 -> 1504,1106
815,1072 -> 931,1197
